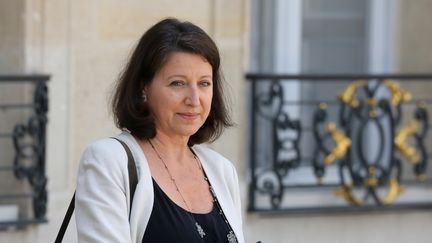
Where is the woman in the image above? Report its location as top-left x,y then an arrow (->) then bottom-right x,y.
75,18 -> 244,243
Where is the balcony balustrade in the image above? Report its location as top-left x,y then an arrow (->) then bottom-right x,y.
246,73 -> 432,213
0,75 -> 49,228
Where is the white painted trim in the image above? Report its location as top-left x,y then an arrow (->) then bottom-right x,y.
368,0 -> 394,73
274,0 -> 302,73
274,0 -> 302,116
388,0 -> 400,72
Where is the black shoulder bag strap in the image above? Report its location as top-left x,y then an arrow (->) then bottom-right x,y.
55,138 -> 138,243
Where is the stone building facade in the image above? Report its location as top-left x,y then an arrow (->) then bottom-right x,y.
0,0 -> 431,242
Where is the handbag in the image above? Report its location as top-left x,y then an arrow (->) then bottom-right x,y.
55,138 -> 138,243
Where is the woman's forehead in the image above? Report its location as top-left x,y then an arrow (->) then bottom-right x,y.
157,52 -> 212,78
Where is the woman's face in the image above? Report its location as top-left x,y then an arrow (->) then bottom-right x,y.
146,52 -> 213,139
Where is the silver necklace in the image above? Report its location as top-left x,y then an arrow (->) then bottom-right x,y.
202,165 -> 238,243
148,140 -> 238,243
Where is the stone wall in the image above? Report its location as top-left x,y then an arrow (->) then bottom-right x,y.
0,0 -> 24,73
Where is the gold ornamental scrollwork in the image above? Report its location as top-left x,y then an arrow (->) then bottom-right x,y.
334,183 -> 363,206
365,166 -> 378,188
382,179 -> 405,205
367,98 -> 378,118
383,79 -> 412,106
335,178 -> 404,205
337,80 -> 366,108
394,120 -> 420,164
313,78 -> 428,207
324,122 -> 352,165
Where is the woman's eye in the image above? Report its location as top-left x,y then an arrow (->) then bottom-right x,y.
170,80 -> 184,86
200,81 -> 212,87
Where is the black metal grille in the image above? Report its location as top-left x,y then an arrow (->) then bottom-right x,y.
246,73 -> 432,213
0,75 -> 49,227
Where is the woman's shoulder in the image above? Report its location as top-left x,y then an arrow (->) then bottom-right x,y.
84,137 -> 125,155
80,137 -> 129,169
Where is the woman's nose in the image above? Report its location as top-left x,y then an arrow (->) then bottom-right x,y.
185,86 -> 200,106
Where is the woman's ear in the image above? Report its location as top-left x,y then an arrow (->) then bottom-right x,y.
141,89 -> 148,103
141,79 -> 154,103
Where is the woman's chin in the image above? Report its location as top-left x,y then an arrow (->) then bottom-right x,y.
168,127 -> 201,139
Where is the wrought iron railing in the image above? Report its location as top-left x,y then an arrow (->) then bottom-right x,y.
0,75 -> 49,227
246,73 -> 432,213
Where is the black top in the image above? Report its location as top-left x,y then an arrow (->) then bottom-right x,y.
142,179 -> 231,243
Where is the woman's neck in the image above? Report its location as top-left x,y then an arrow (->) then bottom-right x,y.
147,132 -> 192,164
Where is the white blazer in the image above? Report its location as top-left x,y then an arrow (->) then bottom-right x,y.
75,131 -> 245,243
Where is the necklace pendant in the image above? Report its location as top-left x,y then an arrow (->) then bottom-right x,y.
195,222 -> 206,238
227,230 -> 237,243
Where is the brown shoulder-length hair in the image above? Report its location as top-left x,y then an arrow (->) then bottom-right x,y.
112,18 -> 232,145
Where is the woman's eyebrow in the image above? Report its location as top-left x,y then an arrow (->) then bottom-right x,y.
166,74 -> 212,79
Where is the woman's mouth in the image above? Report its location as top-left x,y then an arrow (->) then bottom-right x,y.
177,112 -> 199,121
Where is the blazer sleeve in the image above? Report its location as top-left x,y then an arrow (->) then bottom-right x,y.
75,140 -> 132,243
229,163 -> 243,228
